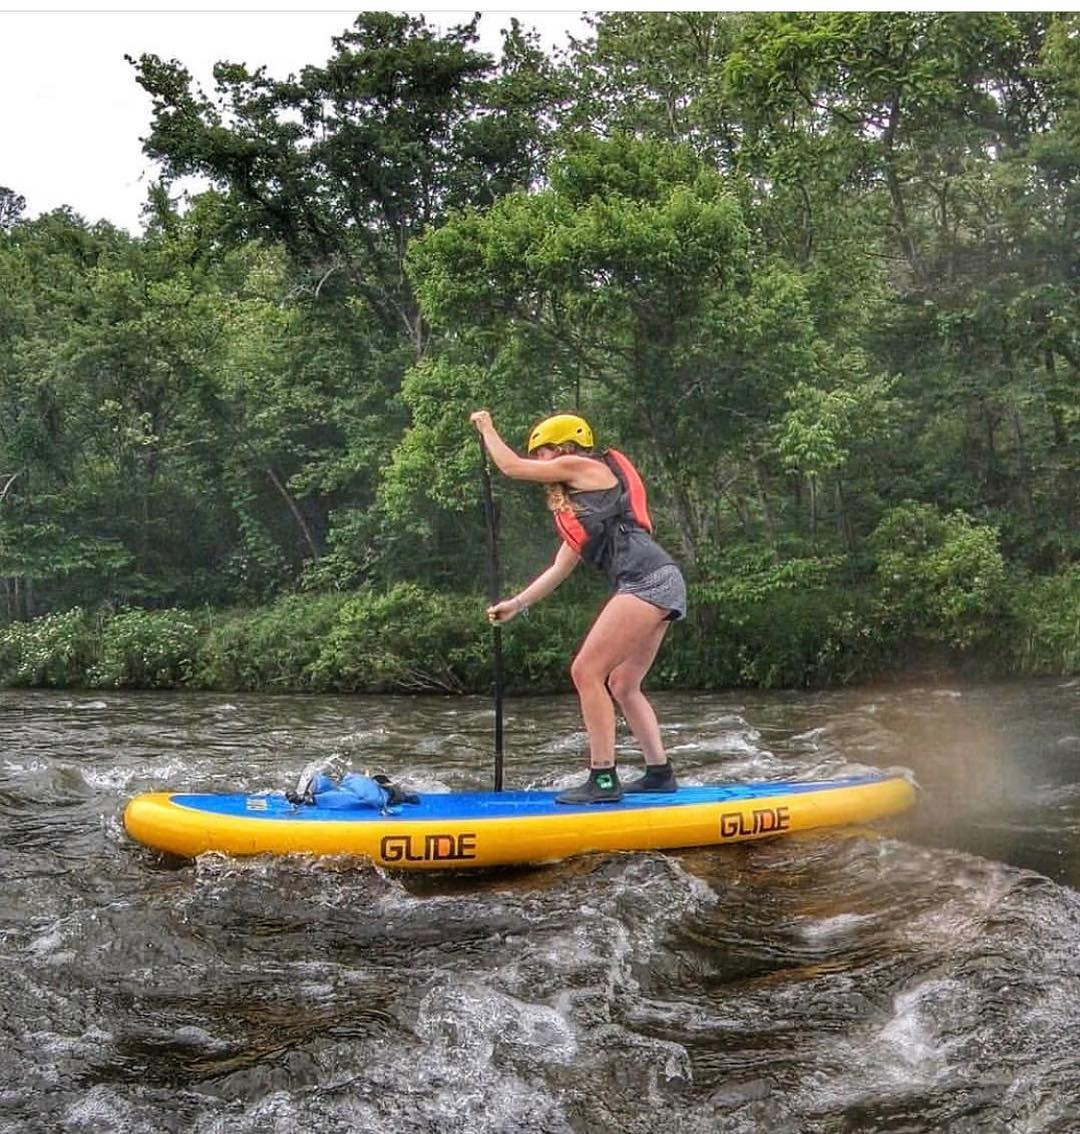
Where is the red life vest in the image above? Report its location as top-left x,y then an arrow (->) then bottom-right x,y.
554,449 -> 654,558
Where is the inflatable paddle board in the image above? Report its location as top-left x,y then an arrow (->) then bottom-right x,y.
124,773 -> 915,870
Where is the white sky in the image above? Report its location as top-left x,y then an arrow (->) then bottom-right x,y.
0,5 -> 591,233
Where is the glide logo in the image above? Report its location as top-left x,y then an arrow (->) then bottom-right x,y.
379,832 -> 478,863
719,806 -> 791,839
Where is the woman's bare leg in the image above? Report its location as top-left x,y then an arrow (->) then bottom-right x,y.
606,617 -> 670,765
570,594 -> 668,769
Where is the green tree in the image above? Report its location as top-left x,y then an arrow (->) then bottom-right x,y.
0,187 -> 26,230
131,14 -> 566,589
132,12 -> 559,358
722,12 -> 1077,568
870,501 -> 1007,650
399,135 -> 850,569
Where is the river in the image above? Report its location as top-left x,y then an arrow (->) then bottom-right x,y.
2,678 -> 1078,1132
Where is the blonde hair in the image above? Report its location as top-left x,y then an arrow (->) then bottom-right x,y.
541,441 -> 589,515
545,483 -> 574,515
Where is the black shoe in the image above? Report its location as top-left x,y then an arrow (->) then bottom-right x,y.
555,768 -> 623,804
623,762 -> 678,794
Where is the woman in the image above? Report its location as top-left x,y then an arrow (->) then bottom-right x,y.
470,410 -> 687,804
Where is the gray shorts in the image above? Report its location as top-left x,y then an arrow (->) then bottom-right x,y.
616,563 -> 687,621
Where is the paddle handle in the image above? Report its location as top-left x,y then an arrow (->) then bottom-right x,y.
477,437 -> 505,791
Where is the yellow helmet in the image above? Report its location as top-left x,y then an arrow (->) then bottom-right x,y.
527,413 -> 594,453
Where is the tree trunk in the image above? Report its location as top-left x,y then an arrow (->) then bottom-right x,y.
638,414 -> 698,569
982,400 -> 1000,502
1009,407 -> 1035,518
834,476 -> 852,552
882,90 -> 921,279
12,576 -> 31,621
265,467 -> 321,562
1044,350 -> 1069,448
752,458 -> 778,560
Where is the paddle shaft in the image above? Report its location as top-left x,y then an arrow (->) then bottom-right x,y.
477,438 -> 505,791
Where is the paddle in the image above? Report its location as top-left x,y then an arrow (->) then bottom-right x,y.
477,437 -> 505,791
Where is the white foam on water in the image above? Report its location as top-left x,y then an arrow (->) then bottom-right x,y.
797,912 -> 876,942
26,922 -> 70,959
664,740 -> 707,754
200,1089 -> 293,1134
416,981 -> 579,1067
791,848 -> 1080,1125
673,729 -> 770,759
389,769 -> 454,794
699,712 -> 752,729
411,731 -> 475,754
61,1084 -> 135,1132
797,977 -> 956,1120
590,1020 -> 693,1094
297,1016 -> 574,1134
506,856 -> 715,990
897,851 -> 1033,952
790,725 -> 830,748
875,979 -> 952,1081
368,853 -> 710,1119
1,757 -> 50,774
529,727 -> 588,757
693,748 -> 788,781
79,760 -> 189,792
170,1024 -> 232,1053
334,727 -> 392,748
102,813 -> 132,848
540,913 -> 636,1008
399,974 -> 691,1129
188,849 -> 399,911
292,980 -> 337,1003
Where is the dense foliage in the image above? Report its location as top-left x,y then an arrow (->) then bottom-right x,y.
1,12 -> 1077,689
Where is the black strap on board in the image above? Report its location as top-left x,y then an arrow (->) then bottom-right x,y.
477,437 -> 505,791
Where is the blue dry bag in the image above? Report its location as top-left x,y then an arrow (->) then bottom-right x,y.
310,772 -> 390,810
286,763 -> 418,810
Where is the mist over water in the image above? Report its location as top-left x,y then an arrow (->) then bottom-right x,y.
2,679 -> 1078,1132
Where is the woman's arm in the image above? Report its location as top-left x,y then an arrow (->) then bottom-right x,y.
488,542 -> 580,623
469,411 -> 612,488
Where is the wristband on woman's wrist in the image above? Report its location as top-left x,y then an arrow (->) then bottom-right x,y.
514,597 -> 529,616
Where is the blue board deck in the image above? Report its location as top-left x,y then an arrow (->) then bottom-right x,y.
172,775 -> 893,821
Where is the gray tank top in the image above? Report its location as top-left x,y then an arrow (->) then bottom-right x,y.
566,481 -> 676,588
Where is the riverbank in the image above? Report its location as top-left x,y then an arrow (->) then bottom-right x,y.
1,570 -> 1076,693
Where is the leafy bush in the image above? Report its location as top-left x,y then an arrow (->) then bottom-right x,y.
657,546 -> 885,688
88,607 -> 202,688
1007,567 -> 1080,676
0,562 -> 1073,695
0,607 -> 94,687
312,583 -> 488,693
657,584 -> 891,690
195,593 -> 350,691
869,502 -> 1007,650
498,594 -> 596,692
693,545 -> 845,609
